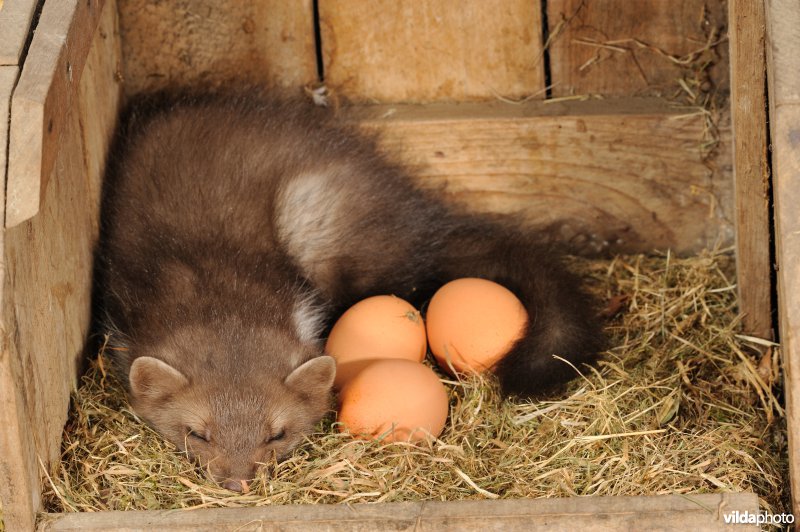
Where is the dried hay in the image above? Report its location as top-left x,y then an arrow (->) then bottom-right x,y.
41,250 -> 788,515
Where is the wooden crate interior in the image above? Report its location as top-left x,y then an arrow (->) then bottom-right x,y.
117,0 -> 739,253
0,0 -> 784,529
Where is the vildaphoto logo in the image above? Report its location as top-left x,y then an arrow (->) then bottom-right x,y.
723,510 -> 795,526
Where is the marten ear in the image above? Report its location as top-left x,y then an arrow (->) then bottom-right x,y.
285,356 -> 336,397
129,356 -> 189,403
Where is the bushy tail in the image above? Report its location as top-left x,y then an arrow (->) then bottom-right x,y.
435,217 -> 605,398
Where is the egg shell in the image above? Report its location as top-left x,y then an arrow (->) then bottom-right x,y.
332,359 -> 375,388
426,278 -> 528,376
337,359 -> 449,442
325,295 -> 427,389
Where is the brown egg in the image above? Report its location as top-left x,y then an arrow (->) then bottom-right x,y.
426,278 -> 528,376
337,359 -> 449,442
325,295 -> 427,389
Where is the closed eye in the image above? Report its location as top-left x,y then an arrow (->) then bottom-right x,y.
267,429 -> 286,443
187,428 -> 209,442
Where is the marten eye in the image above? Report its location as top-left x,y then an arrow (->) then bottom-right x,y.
266,429 -> 286,443
187,428 -> 209,442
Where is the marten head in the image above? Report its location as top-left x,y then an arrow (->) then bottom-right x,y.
125,327 -> 335,492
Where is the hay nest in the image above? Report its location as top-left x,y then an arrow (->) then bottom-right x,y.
41,250 -> 788,514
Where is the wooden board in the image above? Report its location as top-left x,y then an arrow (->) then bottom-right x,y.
349,98 -> 732,255
0,66 -> 15,189
0,1 -> 122,529
39,493 -> 760,531
319,0 -> 545,103
0,0 -> 38,66
6,0 -> 109,228
547,0 -> 728,97
117,0 -> 317,96
728,0 -> 772,339
76,1 -> 124,219
0,65 -> 37,532
765,0 -> 800,518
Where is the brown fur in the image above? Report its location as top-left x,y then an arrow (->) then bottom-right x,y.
98,89 -> 604,491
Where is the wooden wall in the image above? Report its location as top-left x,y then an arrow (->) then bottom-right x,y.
766,0 -> 800,517
547,0 -> 728,98
352,99 -> 732,255
115,0 -> 735,254
118,0 -> 317,95
319,0 -> 545,102
0,0 -> 123,529
729,0 -> 771,340
117,0 -> 730,103
0,64 -> 20,528
41,493 -> 761,530
0,0 -> 38,66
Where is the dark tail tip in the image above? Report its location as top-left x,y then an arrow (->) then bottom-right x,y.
494,305 -> 606,399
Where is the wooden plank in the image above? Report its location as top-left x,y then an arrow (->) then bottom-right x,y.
6,0 -> 108,228
75,0 -> 124,223
349,98 -> 732,255
0,67 -> 15,183
0,1 -> 122,529
319,0 -> 545,103
0,65 -> 40,532
39,493 -> 760,531
117,0 -> 317,97
547,0 -> 727,97
0,0 -> 38,66
769,106 -> 800,519
765,0 -> 800,518
728,0 -> 772,339
766,0 -> 800,105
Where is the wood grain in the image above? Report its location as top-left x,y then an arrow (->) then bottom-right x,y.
319,0 -> 545,103
728,0 -> 772,339
765,0 -> 800,518
766,1 -> 800,105
6,0 -> 109,228
0,67 -> 15,199
40,493 -> 759,531
0,65 -> 40,532
118,0 -> 317,96
547,0 -> 727,97
76,2 -> 124,226
0,0 -> 38,66
349,98 -> 732,255
0,1 -> 122,529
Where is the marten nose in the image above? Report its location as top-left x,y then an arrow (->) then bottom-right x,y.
222,478 -> 248,492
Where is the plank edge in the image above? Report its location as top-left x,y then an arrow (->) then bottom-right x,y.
38,493 -> 760,531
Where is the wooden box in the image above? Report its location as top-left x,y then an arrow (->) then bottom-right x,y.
0,0 -> 793,529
